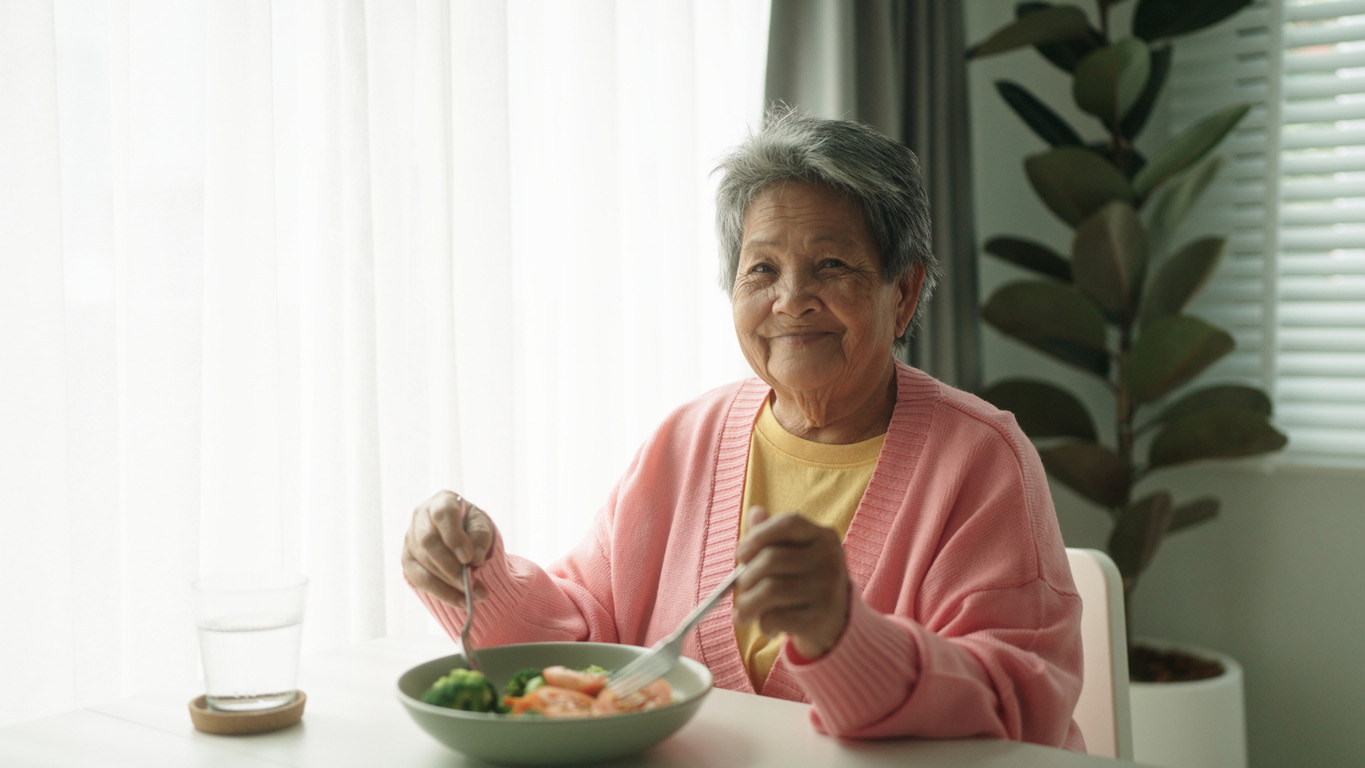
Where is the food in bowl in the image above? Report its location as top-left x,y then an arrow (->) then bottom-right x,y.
421,663 -> 673,717
396,641 -> 713,766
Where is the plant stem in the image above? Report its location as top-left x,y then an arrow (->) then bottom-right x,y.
1102,2 -> 1140,649
1116,320 -> 1139,652
1116,326 -> 1134,474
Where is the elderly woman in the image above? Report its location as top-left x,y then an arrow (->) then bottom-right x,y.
402,108 -> 1084,749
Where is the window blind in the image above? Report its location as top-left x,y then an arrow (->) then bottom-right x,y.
1165,0 -> 1365,467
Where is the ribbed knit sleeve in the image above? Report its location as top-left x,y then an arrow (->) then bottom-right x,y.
413,506 -> 615,649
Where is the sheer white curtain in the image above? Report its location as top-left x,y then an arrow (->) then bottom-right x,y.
0,0 -> 768,727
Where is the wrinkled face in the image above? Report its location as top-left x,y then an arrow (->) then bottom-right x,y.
731,181 -> 921,401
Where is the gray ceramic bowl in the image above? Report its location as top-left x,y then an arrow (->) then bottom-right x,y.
397,641 -> 713,766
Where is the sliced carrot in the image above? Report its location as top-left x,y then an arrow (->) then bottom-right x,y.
504,685 -> 597,718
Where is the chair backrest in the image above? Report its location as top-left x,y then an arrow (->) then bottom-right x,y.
1066,547 -> 1133,760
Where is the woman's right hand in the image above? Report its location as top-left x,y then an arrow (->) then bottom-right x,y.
401,490 -> 497,609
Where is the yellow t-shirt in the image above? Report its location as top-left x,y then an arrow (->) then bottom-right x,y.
735,398 -> 884,691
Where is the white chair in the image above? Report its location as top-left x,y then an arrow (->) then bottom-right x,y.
1066,547 -> 1133,760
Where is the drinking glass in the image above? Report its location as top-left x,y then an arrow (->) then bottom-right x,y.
193,571 -> 308,712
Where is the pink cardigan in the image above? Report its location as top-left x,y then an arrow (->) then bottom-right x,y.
415,361 -> 1085,749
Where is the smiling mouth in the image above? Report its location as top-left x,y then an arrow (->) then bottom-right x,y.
770,331 -> 836,344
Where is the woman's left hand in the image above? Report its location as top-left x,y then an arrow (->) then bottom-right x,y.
733,506 -> 850,660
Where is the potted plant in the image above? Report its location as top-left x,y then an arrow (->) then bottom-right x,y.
967,1 -> 1285,766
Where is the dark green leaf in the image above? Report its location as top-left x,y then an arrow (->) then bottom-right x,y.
1133,103 -> 1250,199
1168,496 -> 1219,534
1145,154 -> 1225,249
1107,491 -> 1174,582
970,4 -> 1091,59
1037,38 -> 1102,73
1120,44 -> 1172,140
983,236 -> 1073,281
1138,237 -> 1226,326
1125,315 -> 1234,404
1033,338 -> 1114,376
1153,384 -> 1272,425
1148,408 -> 1289,467
981,378 -> 1098,440
1026,147 -> 1136,227
1016,3 -> 1103,73
1040,442 -> 1132,508
982,281 -> 1111,375
1073,38 -> 1151,126
1072,201 -> 1149,320
1133,0 -> 1252,42
997,80 -> 1084,147
1109,146 -> 1147,181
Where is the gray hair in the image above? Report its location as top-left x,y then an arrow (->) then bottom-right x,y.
714,105 -> 939,343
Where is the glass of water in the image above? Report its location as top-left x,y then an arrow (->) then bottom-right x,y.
193,571 -> 308,712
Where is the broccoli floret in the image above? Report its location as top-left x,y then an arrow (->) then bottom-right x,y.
579,664 -> 611,677
421,668 -> 499,712
503,667 -> 545,698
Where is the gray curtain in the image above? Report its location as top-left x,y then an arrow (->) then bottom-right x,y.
765,0 -> 981,392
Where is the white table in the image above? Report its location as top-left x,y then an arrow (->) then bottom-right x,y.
0,635 -> 1144,767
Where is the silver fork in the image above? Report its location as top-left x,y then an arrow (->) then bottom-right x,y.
605,562 -> 748,698
460,565 -> 485,674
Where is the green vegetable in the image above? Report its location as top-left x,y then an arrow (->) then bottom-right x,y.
421,668 -> 500,713
421,662 -> 623,717
503,667 -> 545,699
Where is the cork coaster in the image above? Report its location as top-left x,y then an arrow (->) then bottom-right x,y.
188,691 -> 307,735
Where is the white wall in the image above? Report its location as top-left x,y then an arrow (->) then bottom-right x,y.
964,3 -> 1365,766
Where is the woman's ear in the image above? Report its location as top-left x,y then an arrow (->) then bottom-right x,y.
894,264 -> 926,337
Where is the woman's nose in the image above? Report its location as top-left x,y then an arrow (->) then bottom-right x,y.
772,273 -> 821,316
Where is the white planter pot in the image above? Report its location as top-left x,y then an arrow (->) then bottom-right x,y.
1129,640 -> 1247,768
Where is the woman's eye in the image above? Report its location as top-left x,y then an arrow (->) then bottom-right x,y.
820,258 -> 847,269
750,263 -> 774,274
